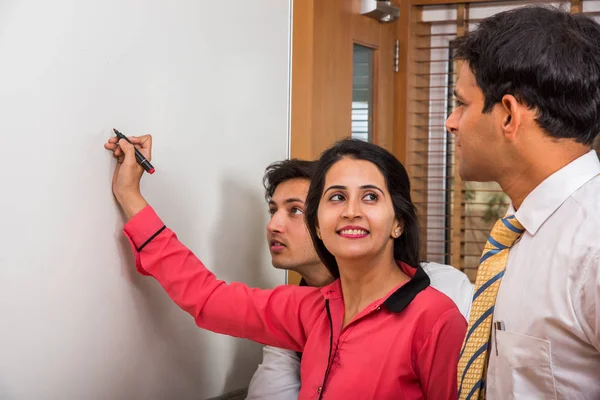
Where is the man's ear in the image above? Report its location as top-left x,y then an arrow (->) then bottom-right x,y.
500,94 -> 522,140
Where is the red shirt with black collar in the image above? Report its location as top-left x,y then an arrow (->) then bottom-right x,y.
124,206 -> 466,399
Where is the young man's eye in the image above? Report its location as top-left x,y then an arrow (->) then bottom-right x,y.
455,99 -> 465,107
268,208 -> 277,217
363,193 -> 378,201
290,207 -> 304,215
329,194 -> 345,202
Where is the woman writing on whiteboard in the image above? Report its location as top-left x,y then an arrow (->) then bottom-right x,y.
104,136 -> 466,399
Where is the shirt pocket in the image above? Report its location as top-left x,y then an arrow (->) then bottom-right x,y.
495,330 -> 557,399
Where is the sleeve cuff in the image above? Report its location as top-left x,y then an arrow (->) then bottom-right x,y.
123,205 -> 166,252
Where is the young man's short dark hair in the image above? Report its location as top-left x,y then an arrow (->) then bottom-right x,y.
263,159 -> 317,201
453,5 -> 600,146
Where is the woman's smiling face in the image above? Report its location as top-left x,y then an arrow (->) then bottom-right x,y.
316,157 -> 401,263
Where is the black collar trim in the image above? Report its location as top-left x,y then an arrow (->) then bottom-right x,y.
383,264 -> 431,313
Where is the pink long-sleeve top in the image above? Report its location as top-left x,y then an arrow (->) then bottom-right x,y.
124,206 -> 467,399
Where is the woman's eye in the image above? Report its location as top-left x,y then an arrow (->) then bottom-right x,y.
329,194 -> 345,201
291,207 -> 304,215
455,99 -> 465,107
363,193 -> 378,201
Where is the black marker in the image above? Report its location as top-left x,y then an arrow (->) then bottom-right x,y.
113,128 -> 155,174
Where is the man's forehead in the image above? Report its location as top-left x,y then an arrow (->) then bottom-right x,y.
270,178 -> 310,204
456,62 -> 477,89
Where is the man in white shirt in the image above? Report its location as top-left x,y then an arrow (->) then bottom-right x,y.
247,159 -> 334,400
246,159 -> 473,399
447,6 -> 600,399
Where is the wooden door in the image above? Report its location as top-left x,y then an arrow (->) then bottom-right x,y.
288,0 -> 402,285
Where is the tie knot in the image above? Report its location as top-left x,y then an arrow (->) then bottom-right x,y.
488,215 -> 525,249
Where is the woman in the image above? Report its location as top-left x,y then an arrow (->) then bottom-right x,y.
105,135 -> 466,399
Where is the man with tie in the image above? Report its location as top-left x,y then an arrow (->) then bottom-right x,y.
446,6 -> 600,399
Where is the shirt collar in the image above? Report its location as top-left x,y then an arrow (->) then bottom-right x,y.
507,150 -> 600,235
320,262 -> 431,313
383,263 -> 431,313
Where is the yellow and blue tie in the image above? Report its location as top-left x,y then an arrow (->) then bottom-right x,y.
457,215 -> 525,400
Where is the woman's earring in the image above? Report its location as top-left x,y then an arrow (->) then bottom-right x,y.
316,229 -> 322,239
393,228 -> 401,238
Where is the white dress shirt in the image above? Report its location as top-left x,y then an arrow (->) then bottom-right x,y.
423,261 -> 474,320
245,262 -> 474,399
245,345 -> 301,400
487,150 -> 600,399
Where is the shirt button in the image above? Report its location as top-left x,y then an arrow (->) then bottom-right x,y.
377,306 -> 381,311
317,386 -> 322,393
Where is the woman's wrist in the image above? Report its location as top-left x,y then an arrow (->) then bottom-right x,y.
117,192 -> 149,220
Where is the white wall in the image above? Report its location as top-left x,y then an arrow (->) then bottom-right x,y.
0,1 -> 291,399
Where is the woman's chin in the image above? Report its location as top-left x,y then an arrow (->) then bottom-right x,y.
332,249 -> 373,263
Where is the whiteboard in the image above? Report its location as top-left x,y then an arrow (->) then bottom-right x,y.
0,1 -> 291,399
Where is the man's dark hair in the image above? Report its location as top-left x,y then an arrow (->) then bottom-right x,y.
453,5 -> 600,146
263,159 -> 317,201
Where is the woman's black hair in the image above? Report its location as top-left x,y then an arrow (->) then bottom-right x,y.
305,139 -> 420,279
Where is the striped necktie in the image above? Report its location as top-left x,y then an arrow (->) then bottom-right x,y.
457,215 -> 525,400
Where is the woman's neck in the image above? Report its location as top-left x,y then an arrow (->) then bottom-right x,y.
338,251 -> 409,328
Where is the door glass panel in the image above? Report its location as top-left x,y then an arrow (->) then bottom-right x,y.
352,44 -> 374,142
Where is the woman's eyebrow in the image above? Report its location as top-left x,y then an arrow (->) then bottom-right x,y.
324,185 -> 346,195
324,184 -> 384,195
360,184 -> 384,195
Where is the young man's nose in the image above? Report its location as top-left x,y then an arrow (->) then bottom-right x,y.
267,211 -> 285,233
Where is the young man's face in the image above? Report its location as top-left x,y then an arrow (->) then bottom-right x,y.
266,178 -> 321,271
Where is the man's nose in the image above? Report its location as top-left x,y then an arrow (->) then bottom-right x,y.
267,211 -> 284,233
446,110 -> 459,136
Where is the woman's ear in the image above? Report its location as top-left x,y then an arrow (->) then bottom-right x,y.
391,220 -> 403,239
